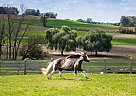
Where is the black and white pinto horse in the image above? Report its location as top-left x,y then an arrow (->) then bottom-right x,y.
41,52 -> 90,80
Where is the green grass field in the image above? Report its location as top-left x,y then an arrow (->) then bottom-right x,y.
24,30 -> 88,36
112,38 -> 136,45
0,74 -> 136,96
22,19 -> 118,29
46,20 -> 118,28
25,30 -> 45,36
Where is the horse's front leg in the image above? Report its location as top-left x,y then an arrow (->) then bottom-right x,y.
81,70 -> 89,79
59,70 -> 65,79
74,69 -> 78,80
74,65 -> 78,80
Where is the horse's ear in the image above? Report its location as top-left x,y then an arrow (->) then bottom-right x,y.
80,52 -> 86,55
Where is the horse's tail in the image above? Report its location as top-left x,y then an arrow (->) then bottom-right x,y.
40,62 -> 54,75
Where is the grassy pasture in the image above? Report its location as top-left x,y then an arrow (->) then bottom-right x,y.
0,74 -> 136,96
46,20 -> 118,28
24,30 -> 45,36
112,38 -> 136,45
0,14 -> 118,28
21,19 -> 118,29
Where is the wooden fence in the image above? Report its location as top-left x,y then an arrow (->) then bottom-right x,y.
0,58 -> 136,75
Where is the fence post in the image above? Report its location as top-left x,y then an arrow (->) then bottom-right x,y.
24,59 -> 27,75
104,57 -> 106,73
130,57 -> 133,74
15,61 -> 20,75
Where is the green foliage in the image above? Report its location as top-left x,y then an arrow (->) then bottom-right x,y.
120,16 -> 136,27
45,26 -> 112,55
19,36 -> 46,60
41,12 -> 57,18
77,31 -> 112,55
45,26 -> 77,55
24,9 -> 40,16
0,7 -> 19,15
1,74 -> 136,96
40,14 -> 47,27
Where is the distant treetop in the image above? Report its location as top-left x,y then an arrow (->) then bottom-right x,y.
0,7 -> 19,15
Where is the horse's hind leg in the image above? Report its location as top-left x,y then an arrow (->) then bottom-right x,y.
59,71 -> 65,79
47,69 -> 55,79
47,64 -> 56,79
82,71 -> 89,79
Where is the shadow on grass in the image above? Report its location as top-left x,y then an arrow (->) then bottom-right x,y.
50,77 -> 92,81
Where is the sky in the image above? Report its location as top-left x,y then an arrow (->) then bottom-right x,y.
0,0 -> 136,23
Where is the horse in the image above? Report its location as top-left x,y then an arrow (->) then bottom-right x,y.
41,52 -> 90,80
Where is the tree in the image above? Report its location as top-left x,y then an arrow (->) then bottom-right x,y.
45,26 -> 77,55
24,9 -> 40,16
83,31 -> 112,56
0,16 -> 6,59
40,14 -> 47,27
0,5 -> 29,60
42,12 -> 57,18
86,18 -> 92,23
76,18 -> 85,22
19,36 -> 45,60
0,7 -> 19,15
120,16 -> 136,27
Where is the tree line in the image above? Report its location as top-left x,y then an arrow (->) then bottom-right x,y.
0,5 -> 29,60
0,6 -> 113,60
0,7 -> 57,18
120,16 -> 136,27
45,26 -> 112,56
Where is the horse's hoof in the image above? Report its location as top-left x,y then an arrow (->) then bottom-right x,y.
47,77 -> 51,79
61,78 -> 65,80
86,77 -> 89,79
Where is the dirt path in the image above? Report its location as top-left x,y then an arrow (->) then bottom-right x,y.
110,45 -> 136,55
112,33 -> 136,38
42,45 -> 136,56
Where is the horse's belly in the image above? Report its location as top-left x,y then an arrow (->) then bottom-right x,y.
61,60 -> 74,69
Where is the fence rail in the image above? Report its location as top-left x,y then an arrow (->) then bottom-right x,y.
0,58 -> 136,75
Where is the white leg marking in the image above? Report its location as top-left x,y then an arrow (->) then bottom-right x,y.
74,73 -> 78,80
82,71 -> 89,79
59,71 -> 65,79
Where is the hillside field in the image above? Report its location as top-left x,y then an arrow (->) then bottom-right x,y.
1,74 -> 136,96
15,18 -> 117,29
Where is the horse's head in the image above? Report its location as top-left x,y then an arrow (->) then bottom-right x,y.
80,52 -> 90,62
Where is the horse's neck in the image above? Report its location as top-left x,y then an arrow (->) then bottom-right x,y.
75,57 -> 83,65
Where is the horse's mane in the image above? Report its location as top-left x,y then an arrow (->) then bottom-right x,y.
66,54 -> 81,59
